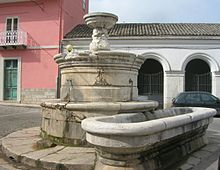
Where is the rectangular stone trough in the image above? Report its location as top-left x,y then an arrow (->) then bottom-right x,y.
82,107 -> 216,170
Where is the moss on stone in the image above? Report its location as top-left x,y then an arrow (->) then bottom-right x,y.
40,129 -> 87,147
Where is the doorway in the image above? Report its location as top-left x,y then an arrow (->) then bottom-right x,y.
4,60 -> 18,100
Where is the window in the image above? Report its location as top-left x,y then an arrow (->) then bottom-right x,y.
5,17 -> 18,43
201,94 -> 218,104
6,17 -> 18,32
185,93 -> 202,104
175,93 -> 187,103
82,0 -> 86,10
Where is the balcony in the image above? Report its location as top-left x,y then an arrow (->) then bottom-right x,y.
0,31 -> 27,49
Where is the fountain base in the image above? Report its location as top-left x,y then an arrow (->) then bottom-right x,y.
40,99 -> 158,146
2,126 -> 219,170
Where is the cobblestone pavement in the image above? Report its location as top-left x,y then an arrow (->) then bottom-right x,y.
0,105 -> 41,170
0,105 -> 41,139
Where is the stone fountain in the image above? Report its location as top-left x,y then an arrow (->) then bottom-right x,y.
1,12 -> 217,170
40,12 -> 216,169
40,12 -> 158,146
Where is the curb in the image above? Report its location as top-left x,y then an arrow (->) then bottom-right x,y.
0,102 -> 40,108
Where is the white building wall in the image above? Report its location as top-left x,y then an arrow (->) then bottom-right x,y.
212,72 -> 220,98
63,37 -> 220,108
164,71 -> 184,108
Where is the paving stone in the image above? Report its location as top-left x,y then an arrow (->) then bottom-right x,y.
5,127 -> 39,138
201,144 -> 220,153
21,146 -> 65,168
2,143 -> 37,161
0,157 -> 23,170
191,150 -> 212,160
179,163 -> 194,170
57,146 -> 95,154
185,156 -> 201,166
0,167 -> 8,170
40,152 -> 95,170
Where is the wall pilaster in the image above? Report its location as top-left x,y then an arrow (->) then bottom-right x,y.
164,71 -> 184,108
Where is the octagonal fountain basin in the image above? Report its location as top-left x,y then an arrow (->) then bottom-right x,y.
82,107 -> 216,170
40,99 -> 158,146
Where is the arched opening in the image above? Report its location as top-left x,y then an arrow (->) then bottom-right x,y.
185,59 -> 211,92
138,59 -> 164,108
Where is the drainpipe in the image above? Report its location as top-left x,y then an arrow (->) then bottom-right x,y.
56,0 -> 63,98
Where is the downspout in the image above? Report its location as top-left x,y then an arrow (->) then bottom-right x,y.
57,0 -> 64,98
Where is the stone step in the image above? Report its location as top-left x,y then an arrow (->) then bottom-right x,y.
1,127 -> 96,170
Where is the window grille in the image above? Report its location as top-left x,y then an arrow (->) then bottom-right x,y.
138,71 -> 163,95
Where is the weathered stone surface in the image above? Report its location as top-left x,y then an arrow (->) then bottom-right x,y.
21,88 -> 56,104
2,128 -> 40,160
21,146 -> 65,167
1,127 -> 96,170
39,149 -> 95,170
40,100 -> 158,145
178,163 -> 194,170
82,107 -> 216,169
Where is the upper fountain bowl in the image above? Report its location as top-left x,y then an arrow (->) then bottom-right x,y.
84,12 -> 118,29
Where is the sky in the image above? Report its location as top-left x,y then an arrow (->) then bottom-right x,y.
89,0 -> 220,23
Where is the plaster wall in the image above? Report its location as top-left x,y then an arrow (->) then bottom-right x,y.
64,38 -> 220,108
0,1 -> 61,46
0,0 -> 87,102
0,49 -> 58,89
63,0 -> 88,36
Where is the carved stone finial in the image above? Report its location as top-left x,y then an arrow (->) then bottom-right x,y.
84,12 -> 118,52
66,44 -> 73,53
65,44 -> 78,59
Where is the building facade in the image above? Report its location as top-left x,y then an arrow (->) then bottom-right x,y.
63,23 -> 220,108
0,0 -> 88,103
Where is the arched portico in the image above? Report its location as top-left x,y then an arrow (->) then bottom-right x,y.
181,53 -> 219,73
185,59 -> 211,92
138,53 -> 170,108
182,53 -> 220,98
182,53 -> 220,97
141,52 -> 171,72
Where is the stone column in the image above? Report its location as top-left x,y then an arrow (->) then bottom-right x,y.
164,71 -> 184,108
212,71 -> 220,98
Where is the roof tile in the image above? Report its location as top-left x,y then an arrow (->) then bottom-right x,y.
64,23 -> 220,38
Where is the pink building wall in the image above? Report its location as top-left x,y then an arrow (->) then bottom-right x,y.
0,0 -> 88,103
0,1 -> 60,90
62,0 -> 89,35
0,1 -> 61,46
0,49 -> 57,89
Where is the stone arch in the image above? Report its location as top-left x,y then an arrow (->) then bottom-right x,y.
141,52 -> 171,72
138,52 -> 169,108
182,53 -> 219,93
182,53 -> 219,72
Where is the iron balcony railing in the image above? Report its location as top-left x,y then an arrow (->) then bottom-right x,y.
0,30 -> 27,47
